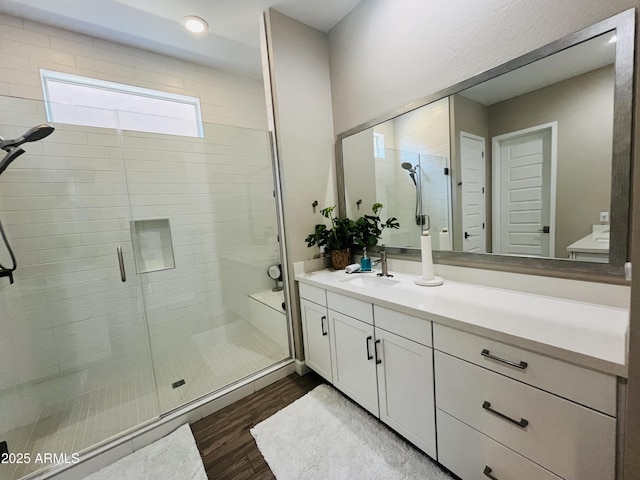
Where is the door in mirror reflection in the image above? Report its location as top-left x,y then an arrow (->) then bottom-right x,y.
493,124 -> 554,258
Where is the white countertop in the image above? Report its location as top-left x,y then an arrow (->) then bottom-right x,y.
567,225 -> 610,254
296,269 -> 629,377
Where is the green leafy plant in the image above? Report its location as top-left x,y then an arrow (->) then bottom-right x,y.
305,203 -> 399,251
353,203 -> 400,247
305,205 -> 357,251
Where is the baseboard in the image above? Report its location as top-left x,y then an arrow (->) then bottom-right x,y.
295,359 -> 311,376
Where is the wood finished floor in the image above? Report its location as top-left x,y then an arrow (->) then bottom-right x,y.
190,372 -> 325,480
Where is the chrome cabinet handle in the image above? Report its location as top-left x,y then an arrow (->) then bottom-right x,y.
482,401 -> 529,428
116,246 -> 126,283
374,339 -> 382,364
483,466 -> 499,480
321,316 -> 327,336
481,349 -> 528,370
366,336 -> 373,360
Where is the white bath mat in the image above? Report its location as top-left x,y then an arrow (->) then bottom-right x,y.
250,384 -> 453,480
84,424 -> 207,480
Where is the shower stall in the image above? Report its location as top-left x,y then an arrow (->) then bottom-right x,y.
376,148 -> 451,249
0,96 -> 291,480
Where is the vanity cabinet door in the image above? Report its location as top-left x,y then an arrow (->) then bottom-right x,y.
300,299 -> 333,382
330,310 -> 379,416
375,327 -> 436,458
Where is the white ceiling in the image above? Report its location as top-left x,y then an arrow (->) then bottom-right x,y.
0,0 -> 361,78
460,31 -> 616,106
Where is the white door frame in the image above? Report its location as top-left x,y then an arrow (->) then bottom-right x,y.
460,131 -> 486,253
492,122 -> 558,257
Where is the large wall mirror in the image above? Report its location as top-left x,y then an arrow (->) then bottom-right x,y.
336,9 -> 634,281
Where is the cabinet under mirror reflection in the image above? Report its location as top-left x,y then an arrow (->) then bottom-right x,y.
338,11 -> 632,271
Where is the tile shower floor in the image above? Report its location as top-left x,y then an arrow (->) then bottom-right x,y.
1,319 -> 289,480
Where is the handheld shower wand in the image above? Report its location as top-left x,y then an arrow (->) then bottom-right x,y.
0,124 -> 55,175
401,161 -> 417,186
0,124 -> 55,283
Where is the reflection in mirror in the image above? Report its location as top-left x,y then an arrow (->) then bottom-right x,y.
343,97 -> 451,249
451,30 -> 615,263
341,28 -> 619,264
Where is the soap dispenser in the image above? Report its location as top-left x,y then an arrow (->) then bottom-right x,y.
360,247 -> 371,272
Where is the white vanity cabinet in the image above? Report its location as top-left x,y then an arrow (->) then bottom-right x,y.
300,286 -> 438,459
434,324 -> 617,480
329,308 -> 378,415
299,284 -> 332,382
296,269 -> 625,480
373,306 -> 436,457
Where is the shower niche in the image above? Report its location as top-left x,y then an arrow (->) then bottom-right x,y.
131,218 -> 176,273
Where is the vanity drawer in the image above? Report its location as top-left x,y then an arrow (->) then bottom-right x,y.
433,324 -> 616,416
374,305 -> 432,347
327,291 -> 373,324
299,283 -> 326,306
435,351 -> 615,480
437,409 -> 562,480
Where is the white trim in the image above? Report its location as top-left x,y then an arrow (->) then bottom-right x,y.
39,69 -> 204,137
460,131 -> 487,253
295,359 -> 311,375
492,122 -> 558,257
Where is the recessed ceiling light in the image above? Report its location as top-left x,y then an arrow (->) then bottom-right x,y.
608,35 -> 617,44
183,16 -> 208,34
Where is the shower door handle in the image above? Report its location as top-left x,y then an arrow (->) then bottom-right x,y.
117,246 -> 126,283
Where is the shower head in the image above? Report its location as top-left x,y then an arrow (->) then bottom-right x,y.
0,124 -> 54,176
401,162 -> 418,186
401,162 -> 416,173
0,124 -> 55,152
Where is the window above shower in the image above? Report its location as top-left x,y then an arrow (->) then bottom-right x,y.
40,69 -> 204,138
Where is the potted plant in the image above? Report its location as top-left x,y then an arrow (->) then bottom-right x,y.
305,206 -> 357,270
305,204 -> 399,270
353,203 -> 399,248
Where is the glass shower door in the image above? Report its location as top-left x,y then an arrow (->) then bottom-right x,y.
117,118 -> 291,413
0,98 -> 158,480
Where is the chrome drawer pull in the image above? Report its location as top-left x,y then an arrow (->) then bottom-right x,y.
483,466 -> 499,480
482,401 -> 529,428
366,336 -> 373,360
481,349 -> 528,369
321,316 -> 328,336
374,339 -> 382,364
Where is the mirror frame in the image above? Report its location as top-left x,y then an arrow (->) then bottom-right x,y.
335,8 -> 635,283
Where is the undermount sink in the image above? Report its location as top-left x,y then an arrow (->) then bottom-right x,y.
339,274 -> 402,288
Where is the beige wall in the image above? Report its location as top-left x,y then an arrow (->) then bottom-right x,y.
328,0 -> 637,135
343,128 -> 377,219
262,10 -> 336,360
450,94 -> 490,251
488,66 -> 614,257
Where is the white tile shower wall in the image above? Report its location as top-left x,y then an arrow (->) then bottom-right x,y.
419,155 -> 450,249
0,12 -> 270,418
0,13 -> 267,131
390,99 -> 450,248
0,100 -> 152,403
121,126 -> 279,366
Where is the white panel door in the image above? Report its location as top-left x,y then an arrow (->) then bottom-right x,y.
375,327 -> 436,458
330,310 -> 379,416
497,127 -> 553,257
300,299 -> 333,382
460,132 -> 486,252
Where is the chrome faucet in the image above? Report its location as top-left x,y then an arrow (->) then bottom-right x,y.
373,250 -> 393,277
